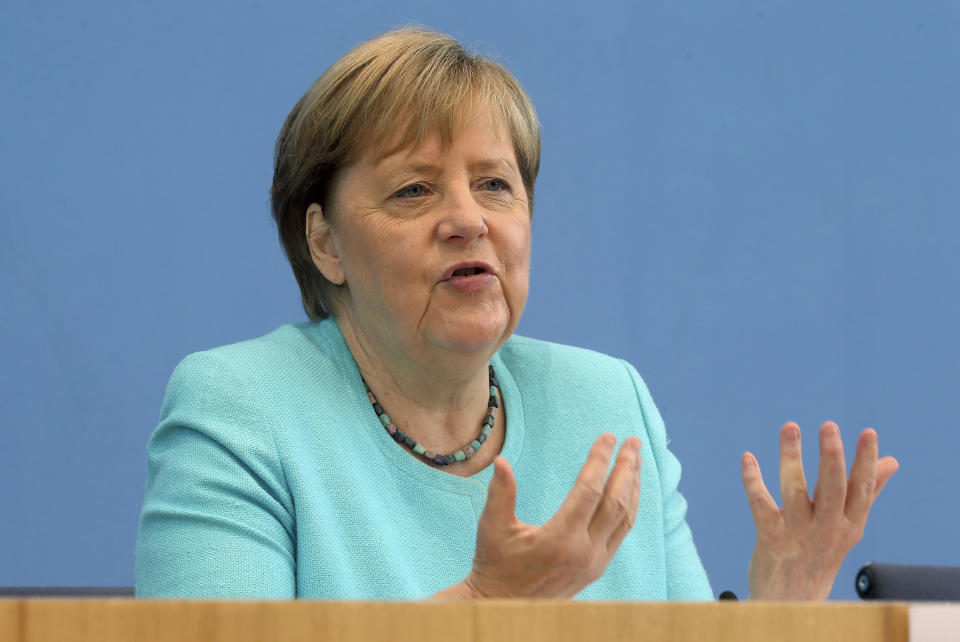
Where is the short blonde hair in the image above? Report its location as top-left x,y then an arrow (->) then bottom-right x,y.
270,26 -> 541,320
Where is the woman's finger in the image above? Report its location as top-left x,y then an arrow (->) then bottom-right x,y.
813,422 -> 848,520
740,452 -> 780,533
606,454 -> 641,556
480,456 -> 519,530
588,438 -> 641,543
844,429 -> 879,524
554,433 -> 618,529
779,422 -> 812,528
874,456 -> 900,499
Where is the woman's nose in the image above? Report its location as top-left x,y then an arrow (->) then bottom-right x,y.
436,188 -> 489,243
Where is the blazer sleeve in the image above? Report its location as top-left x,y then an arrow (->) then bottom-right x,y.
620,360 -> 714,600
135,351 -> 296,598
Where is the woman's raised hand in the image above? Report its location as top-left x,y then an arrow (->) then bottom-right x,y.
461,433 -> 642,598
741,422 -> 899,600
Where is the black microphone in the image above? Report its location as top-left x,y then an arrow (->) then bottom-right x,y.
856,562 -> 960,601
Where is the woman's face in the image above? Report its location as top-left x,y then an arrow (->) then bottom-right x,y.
311,114 -> 531,361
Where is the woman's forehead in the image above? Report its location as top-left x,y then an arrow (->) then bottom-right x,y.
364,118 -> 518,176
374,154 -> 519,180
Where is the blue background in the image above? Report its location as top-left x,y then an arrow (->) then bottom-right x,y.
2,1 -> 958,600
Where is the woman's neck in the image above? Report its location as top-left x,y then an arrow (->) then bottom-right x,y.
335,314 -> 498,454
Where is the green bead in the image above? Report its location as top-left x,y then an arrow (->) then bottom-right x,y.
481,425 -> 493,436
490,386 -> 497,396
470,440 -> 482,451
453,450 -> 466,461
379,414 -> 391,426
413,443 -> 426,455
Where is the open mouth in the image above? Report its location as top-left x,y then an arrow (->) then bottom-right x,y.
442,261 -> 495,282
443,263 -> 494,292
451,267 -> 486,277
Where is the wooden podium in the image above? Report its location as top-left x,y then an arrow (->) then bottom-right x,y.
0,600 -> 910,642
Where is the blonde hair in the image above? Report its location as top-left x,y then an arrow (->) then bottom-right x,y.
270,26 -> 541,320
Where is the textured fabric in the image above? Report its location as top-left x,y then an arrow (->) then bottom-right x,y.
135,319 -> 713,600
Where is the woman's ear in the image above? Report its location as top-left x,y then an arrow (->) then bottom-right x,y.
306,203 -> 346,285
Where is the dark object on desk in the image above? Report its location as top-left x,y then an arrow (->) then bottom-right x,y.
0,587 -> 134,598
856,563 -> 960,601
718,590 -> 738,600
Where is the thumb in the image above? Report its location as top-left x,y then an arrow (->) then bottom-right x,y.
481,456 -> 517,526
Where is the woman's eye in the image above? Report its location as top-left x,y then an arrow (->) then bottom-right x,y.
396,183 -> 427,198
481,178 -> 509,192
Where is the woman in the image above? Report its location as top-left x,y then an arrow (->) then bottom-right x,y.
135,27 -> 898,600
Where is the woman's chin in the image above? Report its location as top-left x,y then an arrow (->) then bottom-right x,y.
421,314 -> 511,355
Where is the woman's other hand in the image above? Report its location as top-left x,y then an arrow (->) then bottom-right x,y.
460,434 -> 642,598
741,422 -> 899,600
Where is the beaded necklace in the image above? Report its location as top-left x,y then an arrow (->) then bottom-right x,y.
363,365 -> 499,467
